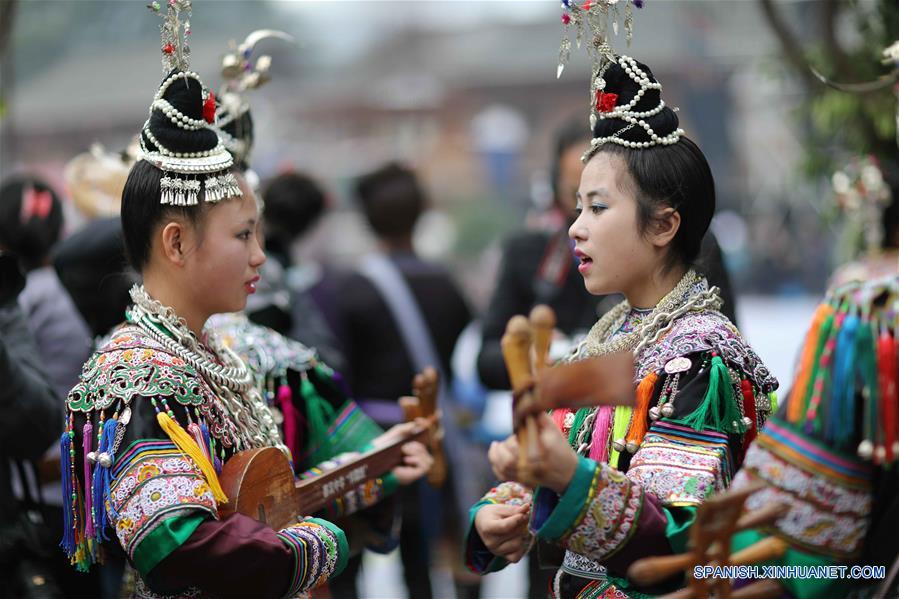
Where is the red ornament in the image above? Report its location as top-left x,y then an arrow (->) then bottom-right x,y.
162,43 -> 174,55
203,92 -> 216,124
595,91 -> 618,113
561,13 -> 571,24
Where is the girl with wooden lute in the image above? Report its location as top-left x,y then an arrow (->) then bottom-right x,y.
464,44 -> 778,599
59,5 -> 431,599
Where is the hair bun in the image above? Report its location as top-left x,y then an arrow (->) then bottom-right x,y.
141,69 -> 219,156
589,56 -> 683,151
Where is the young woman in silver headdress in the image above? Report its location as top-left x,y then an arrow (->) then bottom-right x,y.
60,6 -> 430,599
464,55 -> 778,598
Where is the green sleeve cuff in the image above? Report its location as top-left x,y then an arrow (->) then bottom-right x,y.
534,455 -> 598,541
464,499 -> 509,574
381,472 -> 399,497
664,506 -> 698,555
307,517 -> 349,577
134,512 -> 210,577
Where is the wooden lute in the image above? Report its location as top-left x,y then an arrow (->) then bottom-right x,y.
219,387 -> 439,530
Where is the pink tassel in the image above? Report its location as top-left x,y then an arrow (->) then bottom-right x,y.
82,421 -> 94,541
588,406 -> 613,464
188,423 -> 211,464
278,384 -> 299,464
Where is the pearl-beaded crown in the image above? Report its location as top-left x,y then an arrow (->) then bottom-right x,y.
586,55 -> 684,159
138,0 -> 241,206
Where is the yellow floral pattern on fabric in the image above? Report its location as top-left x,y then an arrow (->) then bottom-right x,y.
109,440 -> 217,560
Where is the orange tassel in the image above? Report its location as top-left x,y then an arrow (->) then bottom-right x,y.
740,379 -> 758,460
788,303 -> 833,423
625,372 -> 658,451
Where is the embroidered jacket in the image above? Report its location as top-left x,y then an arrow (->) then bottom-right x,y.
62,317 -> 351,599
466,278 -> 778,597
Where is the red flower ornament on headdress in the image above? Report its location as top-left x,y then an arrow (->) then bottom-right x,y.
595,90 -> 618,113
203,91 -> 216,124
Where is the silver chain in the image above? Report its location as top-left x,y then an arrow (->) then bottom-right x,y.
128,285 -> 285,452
130,285 -> 253,391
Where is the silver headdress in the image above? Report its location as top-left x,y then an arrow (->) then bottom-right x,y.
139,0 -> 241,206
215,30 -> 296,167
557,0 -> 643,80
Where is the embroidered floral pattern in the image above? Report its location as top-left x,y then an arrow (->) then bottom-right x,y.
482,481 -> 533,507
559,466 -> 641,563
109,441 -> 217,560
626,422 -> 732,507
731,441 -> 871,559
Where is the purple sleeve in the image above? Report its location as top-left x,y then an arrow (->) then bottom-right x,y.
145,514 -> 296,599
601,490 -> 670,575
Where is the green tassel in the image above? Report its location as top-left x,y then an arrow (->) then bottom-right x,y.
567,408 -> 590,447
676,355 -> 747,434
800,312 -> 835,420
301,375 -> 336,457
609,406 -> 632,469
768,392 -> 778,414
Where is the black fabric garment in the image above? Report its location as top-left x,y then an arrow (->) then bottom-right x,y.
324,251 -> 471,597
327,252 -> 472,408
477,229 -> 738,390
0,303 -> 60,525
0,302 -> 65,599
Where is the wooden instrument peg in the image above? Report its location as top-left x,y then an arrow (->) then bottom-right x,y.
399,396 -> 422,422
413,367 -> 439,417
501,315 -> 534,390
413,368 -> 447,487
501,315 -> 541,481
529,305 -> 556,373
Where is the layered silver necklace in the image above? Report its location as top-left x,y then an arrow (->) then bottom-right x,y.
129,284 -> 286,453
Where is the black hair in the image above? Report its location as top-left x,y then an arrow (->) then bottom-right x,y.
354,163 -> 426,239
120,161 -> 211,271
262,172 -> 326,259
589,58 -> 715,270
551,117 -> 591,203
220,107 -> 254,172
0,175 -> 64,271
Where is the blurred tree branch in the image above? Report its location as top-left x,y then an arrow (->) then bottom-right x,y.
759,0 -> 898,177
758,0 -> 815,89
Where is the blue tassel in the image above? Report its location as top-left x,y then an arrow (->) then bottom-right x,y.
828,315 -> 859,443
91,418 -> 119,541
59,431 -> 76,557
201,423 -> 212,460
